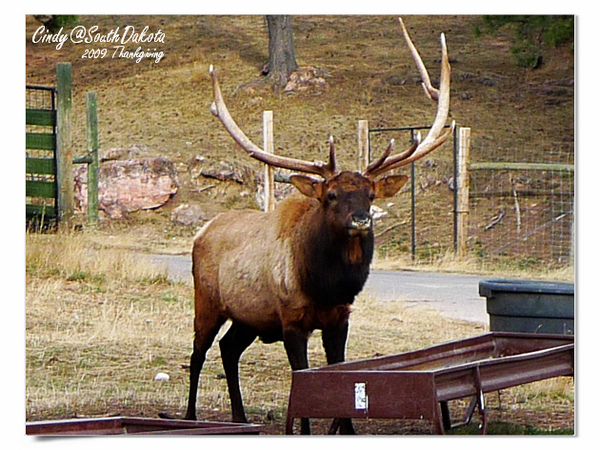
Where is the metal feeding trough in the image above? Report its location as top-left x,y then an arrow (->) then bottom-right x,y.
285,332 -> 574,434
26,416 -> 264,436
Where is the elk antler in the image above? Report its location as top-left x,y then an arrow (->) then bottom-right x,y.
209,65 -> 337,179
363,18 -> 455,179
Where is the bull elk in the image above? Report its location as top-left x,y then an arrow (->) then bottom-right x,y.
184,18 -> 454,434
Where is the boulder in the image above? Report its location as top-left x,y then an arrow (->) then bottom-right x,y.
171,203 -> 209,226
74,156 -> 179,219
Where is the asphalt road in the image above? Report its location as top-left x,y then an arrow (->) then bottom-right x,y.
148,254 -> 489,325
362,270 -> 487,324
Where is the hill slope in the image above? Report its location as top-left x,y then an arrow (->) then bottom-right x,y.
26,15 -> 574,263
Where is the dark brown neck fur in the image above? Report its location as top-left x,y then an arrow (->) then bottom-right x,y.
279,197 -> 373,306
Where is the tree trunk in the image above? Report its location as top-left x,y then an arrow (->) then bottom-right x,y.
266,15 -> 298,89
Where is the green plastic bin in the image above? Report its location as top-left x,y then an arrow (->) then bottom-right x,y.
479,279 -> 574,335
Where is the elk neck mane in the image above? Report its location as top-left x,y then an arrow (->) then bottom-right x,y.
277,196 -> 374,307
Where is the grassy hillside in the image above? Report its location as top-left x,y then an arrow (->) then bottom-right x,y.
25,15 -> 574,267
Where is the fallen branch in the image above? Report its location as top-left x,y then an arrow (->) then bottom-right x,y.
512,178 -> 521,234
375,221 -> 407,238
484,209 -> 505,231
192,184 -> 216,194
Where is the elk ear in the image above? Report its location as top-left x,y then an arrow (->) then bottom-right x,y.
289,174 -> 325,199
374,175 -> 408,198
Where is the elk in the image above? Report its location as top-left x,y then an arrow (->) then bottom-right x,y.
184,18 -> 454,434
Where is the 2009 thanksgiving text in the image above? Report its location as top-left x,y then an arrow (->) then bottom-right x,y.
32,25 -> 165,63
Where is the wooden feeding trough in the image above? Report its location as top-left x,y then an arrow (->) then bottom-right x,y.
26,416 -> 265,436
286,332 -> 574,434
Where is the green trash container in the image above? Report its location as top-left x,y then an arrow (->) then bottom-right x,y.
479,279 -> 574,335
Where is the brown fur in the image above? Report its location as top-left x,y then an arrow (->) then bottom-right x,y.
190,22 -> 452,433
185,171 -> 408,434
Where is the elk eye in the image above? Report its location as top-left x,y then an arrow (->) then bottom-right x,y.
368,192 -> 376,201
327,191 -> 337,201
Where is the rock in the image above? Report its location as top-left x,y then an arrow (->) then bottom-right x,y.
171,203 -> 208,226
382,75 -> 406,86
100,144 -> 146,162
74,156 -> 179,219
100,148 -> 137,162
154,372 -> 169,382
199,167 -> 243,183
189,158 -> 248,185
254,180 -> 296,210
100,200 -> 129,220
371,205 -> 387,221
101,157 -> 178,211
283,66 -> 328,93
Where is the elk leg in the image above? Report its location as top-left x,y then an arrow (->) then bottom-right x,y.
219,320 -> 258,423
185,315 -> 225,421
322,320 -> 349,364
283,327 -> 311,435
323,321 -> 356,435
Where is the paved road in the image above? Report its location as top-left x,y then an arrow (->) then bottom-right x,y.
363,270 -> 487,324
148,254 -> 489,325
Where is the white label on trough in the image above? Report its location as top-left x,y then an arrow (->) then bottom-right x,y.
354,382 -> 368,410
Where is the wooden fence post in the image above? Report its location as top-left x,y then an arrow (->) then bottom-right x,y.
263,111 -> 275,212
358,120 -> 370,172
570,210 -> 575,267
86,92 -> 99,227
56,62 -> 74,226
456,127 -> 471,259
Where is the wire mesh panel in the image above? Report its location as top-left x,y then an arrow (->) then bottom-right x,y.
367,123 -> 574,270
26,85 -> 58,224
368,126 -> 456,262
469,142 -> 574,269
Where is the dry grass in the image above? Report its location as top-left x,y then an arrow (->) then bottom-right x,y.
26,231 -> 189,417
373,249 -> 574,282
25,229 -> 573,434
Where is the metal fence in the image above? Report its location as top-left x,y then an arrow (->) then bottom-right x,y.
367,125 -> 458,262
468,141 -> 574,269
366,124 -> 574,270
26,85 -> 58,225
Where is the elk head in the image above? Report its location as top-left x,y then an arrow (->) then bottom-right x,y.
208,18 -> 454,235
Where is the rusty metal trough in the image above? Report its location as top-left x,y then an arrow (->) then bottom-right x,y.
26,416 -> 264,436
285,332 -> 574,434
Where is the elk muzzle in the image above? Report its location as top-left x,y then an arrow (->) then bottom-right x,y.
347,212 -> 372,235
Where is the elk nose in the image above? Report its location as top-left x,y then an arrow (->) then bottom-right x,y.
351,213 -> 372,231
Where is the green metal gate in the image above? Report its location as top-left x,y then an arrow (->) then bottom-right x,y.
26,85 -> 58,225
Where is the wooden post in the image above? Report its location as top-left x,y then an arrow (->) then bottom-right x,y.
56,62 -> 74,226
86,92 -> 99,227
570,210 -> 575,266
456,127 -> 471,259
358,120 -> 370,172
263,111 -> 275,212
